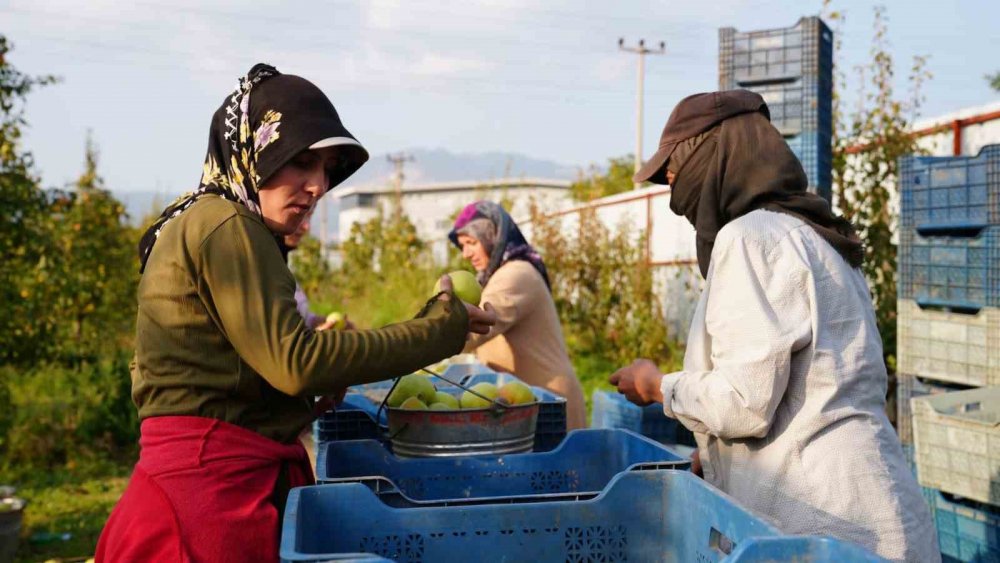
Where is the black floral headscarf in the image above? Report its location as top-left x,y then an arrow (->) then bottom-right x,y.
138,63 -> 368,272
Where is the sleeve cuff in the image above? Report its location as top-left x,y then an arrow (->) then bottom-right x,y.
659,372 -> 683,418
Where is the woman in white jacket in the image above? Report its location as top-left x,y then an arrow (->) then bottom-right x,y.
610,90 -> 938,562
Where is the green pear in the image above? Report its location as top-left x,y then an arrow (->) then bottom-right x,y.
433,270 -> 483,305
429,402 -> 452,411
399,396 -> 428,410
433,391 -> 460,409
460,382 -> 498,409
388,374 -> 438,407
325,311 -> 347,330
498,381 -> 535,405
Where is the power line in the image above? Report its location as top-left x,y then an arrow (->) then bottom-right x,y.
2,5 -> 710,61
9,32 -> 703,102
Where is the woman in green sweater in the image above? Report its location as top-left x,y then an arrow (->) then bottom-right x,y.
96,64 -> 495,562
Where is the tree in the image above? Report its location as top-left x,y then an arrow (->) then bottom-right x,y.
331,202 -> 434,328
987,71 -> 1000,93
528,202 -> 679,369
0,35 -> 58,364
289,233 -> 331,302
569,155 -> 638,201
45,133 -> 138,360
827,5 -> 931,368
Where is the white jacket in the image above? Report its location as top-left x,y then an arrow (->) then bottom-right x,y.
661,209 -> 939,562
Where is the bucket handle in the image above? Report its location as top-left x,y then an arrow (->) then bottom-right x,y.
420,367 -> 510,413
375,367 -> 511,442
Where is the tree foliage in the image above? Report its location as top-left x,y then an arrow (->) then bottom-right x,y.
987,71 -> 1000,93
569,155 -> 638,201
0,36 -> 59,364
46,134 -> 138,360
289,233 -> 331,304
0,36 -> 140,476
528,202 -> 680,370
827,5 -> 931,368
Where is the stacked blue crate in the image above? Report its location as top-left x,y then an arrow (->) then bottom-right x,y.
898,144 -> 1000,563
719,16 -> 833,201
897,145 -> 1000,389
900,145 -> 1000,231
927,489 -> 1000,563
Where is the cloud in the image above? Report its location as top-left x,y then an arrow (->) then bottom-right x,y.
411,53 -> 490,76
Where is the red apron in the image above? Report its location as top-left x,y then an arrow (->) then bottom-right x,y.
95,416 -> 314,562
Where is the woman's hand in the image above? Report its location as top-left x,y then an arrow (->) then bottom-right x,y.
316,316 -> 356,332
313,388 -> 347,417
437,274 -> 496,336
609,359 -> 664,406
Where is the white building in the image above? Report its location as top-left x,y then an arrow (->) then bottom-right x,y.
334,177 -> 572,264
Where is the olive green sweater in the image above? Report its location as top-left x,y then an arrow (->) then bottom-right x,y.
132,196 -> 468,444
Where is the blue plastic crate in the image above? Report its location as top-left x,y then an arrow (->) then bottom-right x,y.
281,470 -> 883,562
786,130 -> 833,202
898,227 -> 1000,310
719,17 -> 833,200
900,145 -> 1000,230
718,17 -> 833,136
927,488 -> 1000,563
315,429 -> 689,504
314,409 -> 384,443
591,390 -> 697,447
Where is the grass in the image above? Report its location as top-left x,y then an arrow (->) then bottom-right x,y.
6,466 -> 129,563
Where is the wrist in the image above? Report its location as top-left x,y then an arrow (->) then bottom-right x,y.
642,372 -> 665,403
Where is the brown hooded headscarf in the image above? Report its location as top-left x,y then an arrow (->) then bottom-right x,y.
636,90 -> 863,278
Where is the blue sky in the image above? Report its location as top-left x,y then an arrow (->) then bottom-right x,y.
4,0 -> 999,195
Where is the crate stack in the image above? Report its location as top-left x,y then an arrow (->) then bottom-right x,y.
897,144 -> 1000,562
719,16 -> 833,202
283,428 -> 882,561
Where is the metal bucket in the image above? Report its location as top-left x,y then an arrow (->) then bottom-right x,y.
0,497 -> 25,563
387,402 -> 539,458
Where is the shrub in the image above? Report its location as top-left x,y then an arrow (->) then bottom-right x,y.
0,354 -> 138,481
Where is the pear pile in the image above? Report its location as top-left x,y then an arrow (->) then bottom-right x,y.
388,374 -> 536,411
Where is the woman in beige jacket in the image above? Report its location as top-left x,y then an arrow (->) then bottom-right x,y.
449,201 -> 586,429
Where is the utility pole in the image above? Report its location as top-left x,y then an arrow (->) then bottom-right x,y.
386,152 -> 414,218
619,38 -> 666,189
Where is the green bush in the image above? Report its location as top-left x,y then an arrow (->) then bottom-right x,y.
0,355 -> 138,481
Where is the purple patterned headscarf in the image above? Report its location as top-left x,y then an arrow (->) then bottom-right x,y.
448,201 -> 551,290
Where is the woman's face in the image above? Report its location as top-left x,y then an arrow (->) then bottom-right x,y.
283,208 -> 314,249
457,234 -> 489,272
259,147 -> 338,235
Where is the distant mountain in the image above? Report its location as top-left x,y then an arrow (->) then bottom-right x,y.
343,148 -> 579,188
113,149 -> 581,234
